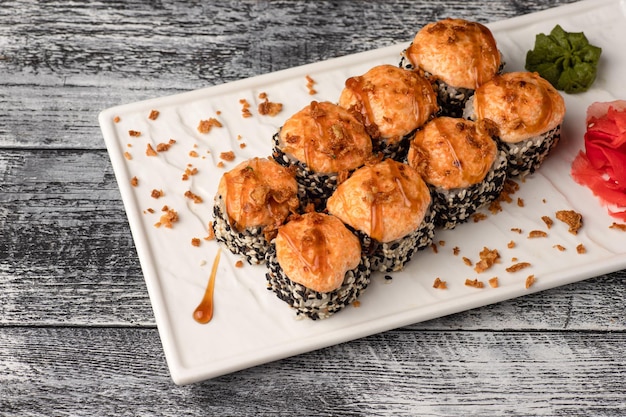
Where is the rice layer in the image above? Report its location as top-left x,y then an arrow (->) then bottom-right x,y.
265,244 -> 372,320
430,150 -> 508,229
212,194 -> 270,265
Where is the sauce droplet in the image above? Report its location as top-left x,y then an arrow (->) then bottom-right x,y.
193,249 -> 221,324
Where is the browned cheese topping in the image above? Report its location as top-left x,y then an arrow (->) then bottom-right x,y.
408,117 -> 497,189
339,64 -> 438,143
472,72 -> 566,143
407,18 -> 501,89
279,101 -> 372,174
275,212 -> 361,293
220,158 -> 299,235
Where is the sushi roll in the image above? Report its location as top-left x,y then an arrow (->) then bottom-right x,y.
407,117 -> 508,229
326,159 -> 435,272
265,212 -> 371,320
338,64 -> 439,161
402,18 -> 503,118
272,101 -> 373,209
463,71 -> 566,178
212,157 -> 300,265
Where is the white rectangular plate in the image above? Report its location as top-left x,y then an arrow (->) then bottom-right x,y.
100,0 -> 626,385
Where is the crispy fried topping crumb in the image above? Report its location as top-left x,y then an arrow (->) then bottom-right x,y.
474,247 -> 500,273
217,161 -> 225,168
113,116 -> 121,123
197,117 -> 223,134
146,144 -> 158,156
235,260 -> 244,268
257,92 -> 283,116
189,150 -> 199,158
191,238 -> 201,247
124,151 -> 133,160
488,277 -> 499,288
463,257 -> 472,266
184,190 -> 203,204
205,222 -> 216,241
506,262 -> 531,272
489,179 -> 520,213
433,277 -> 447,289
305,75 -> 317,95
129,130 -> 141,137
149,110 -> 160,120
465,278 -> 484,288
240,99 -> 253,118
528,230 -> 547,238
154,208 -> 178,228
517,197 -> 524,207
151,189 -> 164,199
542,216 -> 554,229
431,243 -> 438,253
556,210 -> 583,235
610,222 -> 626,231
472,212 -> 488,222
220,151 -> 236,161
507,240 -> 515,249
511,227 -> 522,234
553,244 -> 566,251
182,167 -> 199,180
130,176 -> 138,187
525,274 -> 536,289
453,246 -> 460,256
576,243 -> 586,254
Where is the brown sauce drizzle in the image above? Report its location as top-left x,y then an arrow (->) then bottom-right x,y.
224,158 -> 261,230
193,249 -> 221,324
344,76 -> 376,134
369,161 -> 423,242
280,217 -> 330,276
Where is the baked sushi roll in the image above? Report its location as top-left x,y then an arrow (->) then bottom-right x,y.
407,117 -> 508,229
338,64 -> 439,161
272,101 -> 373,209
265,212 -> 371,320
463,71 -> 566,178
402,18 -> 503,118
326,159 -> 435,272
212,157 -> 300,265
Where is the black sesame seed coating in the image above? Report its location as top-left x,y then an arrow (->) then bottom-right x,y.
350,207 -> 435,273
264,242 -> 372,320
212,194 -> 269,265
430,150 -> 508,230
499,125 -> 560,179
272,131 -> 341,211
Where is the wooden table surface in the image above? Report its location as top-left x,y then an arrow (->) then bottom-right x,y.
1,0 -> 625,415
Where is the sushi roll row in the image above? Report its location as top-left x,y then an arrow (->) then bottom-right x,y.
211,18 -> 566,320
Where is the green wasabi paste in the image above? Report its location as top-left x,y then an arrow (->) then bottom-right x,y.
525,24 -> 602,94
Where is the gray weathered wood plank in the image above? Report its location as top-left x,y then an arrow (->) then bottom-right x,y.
1,326 -> 624,416
0,0 -> 578,149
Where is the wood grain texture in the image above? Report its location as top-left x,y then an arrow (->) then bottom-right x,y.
1,0 -> 625,415
0,327 -> 625,416
0,0 -> 577,149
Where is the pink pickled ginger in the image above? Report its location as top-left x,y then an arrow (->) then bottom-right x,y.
571,100 -> 626,221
